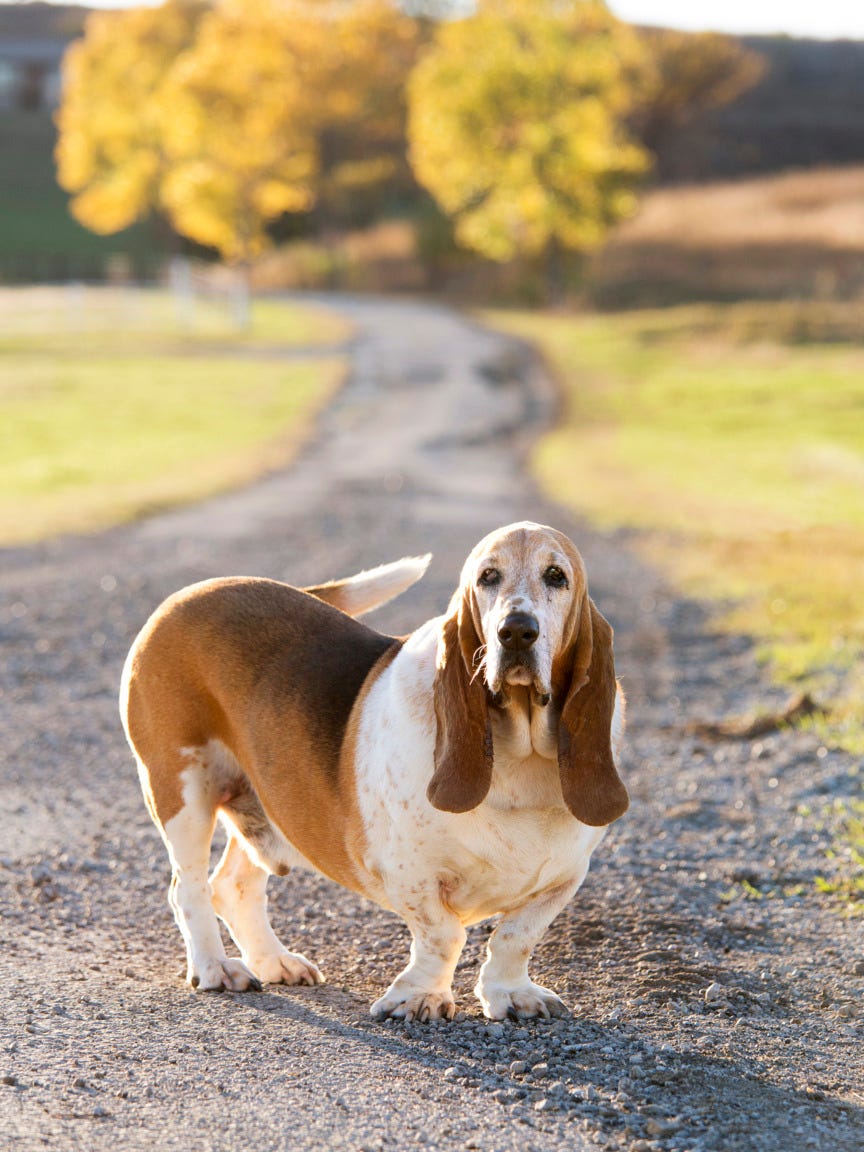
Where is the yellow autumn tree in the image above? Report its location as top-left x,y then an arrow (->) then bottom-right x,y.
302,0 -> 424,228
407,0 -> 650,280
156,0 -> 320,263
55,0 -> 206,234
57,0 -> 423,261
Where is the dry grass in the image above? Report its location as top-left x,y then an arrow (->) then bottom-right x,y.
590,166 -> 864,306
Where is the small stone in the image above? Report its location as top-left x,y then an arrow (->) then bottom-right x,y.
704,982 -> 726,1004
510,1060 -> 527,1075
486,1023 -> 505,1039
496,1087 -> 525,1104
30,865 -> 52,887
2,1074 -> 17,1087
851,960 -> 864,977
534,1098 -> 553,1112
531,1062 -> 550,1078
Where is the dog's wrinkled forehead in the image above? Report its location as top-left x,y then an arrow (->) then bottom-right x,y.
462,521 -> 586,593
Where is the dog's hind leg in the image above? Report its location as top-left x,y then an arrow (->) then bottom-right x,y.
159,754 -> 262,993
210,832 -> 323,987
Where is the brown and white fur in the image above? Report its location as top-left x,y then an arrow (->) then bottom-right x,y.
120,523 -> 627,1021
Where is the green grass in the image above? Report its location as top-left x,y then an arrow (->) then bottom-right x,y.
0,289 -> 349,543
485,302 -> 864,751
815,800 -> 864,917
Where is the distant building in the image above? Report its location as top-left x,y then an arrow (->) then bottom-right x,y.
0,38 -> 66,111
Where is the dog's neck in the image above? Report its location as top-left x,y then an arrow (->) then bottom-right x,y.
489,685 -> 558,762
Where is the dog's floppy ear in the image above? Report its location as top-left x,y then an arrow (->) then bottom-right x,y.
557,594 -> 628,827
428,590 -> 493,813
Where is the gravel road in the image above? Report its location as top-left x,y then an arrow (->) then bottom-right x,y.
1,295 -> 861,1152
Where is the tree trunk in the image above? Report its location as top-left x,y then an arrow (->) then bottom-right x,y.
545,236 -> 566,305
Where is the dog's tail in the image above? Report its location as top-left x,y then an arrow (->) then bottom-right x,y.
304,554 -> 431,618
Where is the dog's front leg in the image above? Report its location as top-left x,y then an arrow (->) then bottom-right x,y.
475,879 -> 581,1020
371,887 -> 466,1023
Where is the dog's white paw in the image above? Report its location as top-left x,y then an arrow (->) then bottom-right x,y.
370,988 -> 456,1023
476,980 -> 569,1021
247,949 -> 323,987
190,958 -> 262,993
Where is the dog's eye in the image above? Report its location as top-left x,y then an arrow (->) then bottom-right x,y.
543,565 -> 568,588
477,568 -> 501,587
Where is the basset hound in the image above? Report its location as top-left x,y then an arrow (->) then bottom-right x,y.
120,522 -> 627,1021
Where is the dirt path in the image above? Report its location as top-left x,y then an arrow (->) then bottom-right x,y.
1,295 -> 861,1152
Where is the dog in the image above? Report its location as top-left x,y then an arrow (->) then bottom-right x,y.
120,521 -> 627,1021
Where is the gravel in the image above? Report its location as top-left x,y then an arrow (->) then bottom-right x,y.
0,294 -> 862,1152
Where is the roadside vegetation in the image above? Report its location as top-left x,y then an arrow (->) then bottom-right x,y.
488,301 -> 864,759
0,289 -> 348,544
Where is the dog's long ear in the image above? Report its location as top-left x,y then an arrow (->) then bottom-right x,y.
557,595 -> 628,827
428,592 -> 493,813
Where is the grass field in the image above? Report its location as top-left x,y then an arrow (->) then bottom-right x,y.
487,301 -> 864,753
0,288 -> 349,544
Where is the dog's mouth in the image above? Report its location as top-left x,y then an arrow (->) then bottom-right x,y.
488,653 -> 551,705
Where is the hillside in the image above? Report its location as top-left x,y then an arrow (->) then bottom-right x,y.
658,36 -> 864,181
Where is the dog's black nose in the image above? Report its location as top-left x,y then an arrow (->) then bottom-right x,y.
497,612 -> 539,651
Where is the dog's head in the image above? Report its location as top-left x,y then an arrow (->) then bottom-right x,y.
428,521 -> 628,826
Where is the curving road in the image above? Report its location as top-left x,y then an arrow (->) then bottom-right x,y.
1,295 -> 861,1152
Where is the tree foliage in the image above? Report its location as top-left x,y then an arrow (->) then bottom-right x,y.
55,0 -> 205,235
56,0 -> 421,262
156,0 -> 319,261
406,0 -> 650,264
56,0 -> 764,274
293,0 -> 424,228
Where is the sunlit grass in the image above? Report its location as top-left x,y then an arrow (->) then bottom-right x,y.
0,285 -> 352,351
485,302 -> 864,749
0,290 -> 348,544
814,799 -> 864,917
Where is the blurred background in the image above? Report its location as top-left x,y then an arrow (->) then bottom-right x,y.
1,0 -> 862,772
3,0 -> 864,299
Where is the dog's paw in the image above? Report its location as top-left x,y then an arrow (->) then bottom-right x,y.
190,958 -> 262,993
247,949 -> 323,987
476,981 -> 569,1021
370,989 -> 456,1023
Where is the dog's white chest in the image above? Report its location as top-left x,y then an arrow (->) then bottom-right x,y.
438,803 -> 604,923
353,627 -> 606,925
